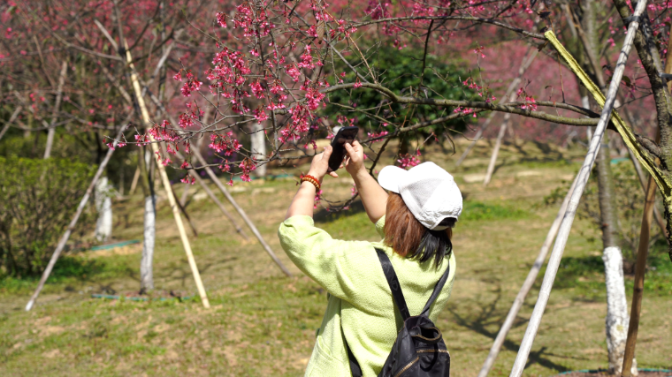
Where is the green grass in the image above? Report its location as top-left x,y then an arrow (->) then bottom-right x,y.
461,201 -> 529,222
0,256 -> 136,295
1,140 -> 671,376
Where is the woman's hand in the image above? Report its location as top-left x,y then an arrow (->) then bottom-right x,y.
307,145 -> 339,180
344,140 -> 366,177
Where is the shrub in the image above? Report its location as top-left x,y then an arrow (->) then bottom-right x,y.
0,157 -> 96,277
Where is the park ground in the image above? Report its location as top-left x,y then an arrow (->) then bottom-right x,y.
1,137 -> 671,376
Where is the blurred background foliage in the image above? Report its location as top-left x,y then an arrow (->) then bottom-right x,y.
324,46 -> 480,154
0,157 -> 96,277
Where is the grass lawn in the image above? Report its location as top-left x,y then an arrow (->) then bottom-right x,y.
1,138 -> 671,376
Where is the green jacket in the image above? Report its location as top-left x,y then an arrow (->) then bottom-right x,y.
278,215 -> 456,377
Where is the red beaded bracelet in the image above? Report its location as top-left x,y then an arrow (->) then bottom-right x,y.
300,174 -> 321,191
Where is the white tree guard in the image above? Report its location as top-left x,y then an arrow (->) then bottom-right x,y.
140,195 -> 156,290
603,246 -> 637,375
251,123 -> 267,178
94,177 -> 113,242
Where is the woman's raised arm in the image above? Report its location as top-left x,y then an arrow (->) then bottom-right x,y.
345,141 -> 388,224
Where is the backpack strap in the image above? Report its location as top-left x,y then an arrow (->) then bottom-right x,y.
375,248 -> 411,320
420,260 -> 451,317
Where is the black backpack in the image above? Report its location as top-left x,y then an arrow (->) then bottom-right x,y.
344,248 -> 451,377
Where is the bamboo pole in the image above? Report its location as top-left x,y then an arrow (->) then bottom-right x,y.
621,106 -> 667,238
43,62 -> 68,159
171,189 -> 198,238
478,175 -> 578,377
189,169 -> 250,241
0,106 -> 22,142
509,3 -> 648,374
626,145 -> 667,237
483,119 -> 508,187
25,125 -> 128,311
123,41 -> 210,309
622,27 -> 672,372
621,170 -> 656,375
456,48 -> 538,167
173,151 -> 250,240
191,148 -> 293,277
129,166 -> 140,196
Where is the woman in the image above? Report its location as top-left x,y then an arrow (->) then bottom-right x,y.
278,140 -> 462,376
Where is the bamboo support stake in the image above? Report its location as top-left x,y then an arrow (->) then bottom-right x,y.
173,150 -> 250,240
509,3 -> 648,374
123,41 -> 210,309
478,175 -> 578,377
171,189 -> 199,238
623,30 -> 672,372
483,118 -> 508,187
129,166 -> 141,196
626,145 -> 667,237
188,169 -> 250,241
456,48 -> 538,167
43,62 -> 68,159
26,125 -> 128,311
0,106 -> 22,142
191,148 -> 292,277
622,171 -> 656,375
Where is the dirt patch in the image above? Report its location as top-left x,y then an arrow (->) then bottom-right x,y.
555,371 -> 672,377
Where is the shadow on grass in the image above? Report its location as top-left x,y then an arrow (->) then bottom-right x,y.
447,288 -> 584,373
0,256 -> 136,295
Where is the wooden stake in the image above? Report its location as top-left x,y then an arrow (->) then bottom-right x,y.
483,118 -> 508,187
623,26 -> 672,371
43,62 -> 68,159
172,150 -> 250,240
509,5 -> 648,374
25,125 -> 128,311
191,148 -> 292,277
129,166 -> 140,196
123,41 -> 210,309
172,189 -> 198,238
0,106 -> 22,142
621,171 -> 656,375
478,175 -> 578,377
188,168 -> 250,241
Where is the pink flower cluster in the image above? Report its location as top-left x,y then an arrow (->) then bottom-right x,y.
209,131 -> 242,156
174,70 -> 202,97
181,175 -> 195,185
517,88 -> 538,111
367,130 -> 389,142
232,3 -> 275,38
398,153 -> 420,169
238,158 -> 257,182
148,120 -> 180,143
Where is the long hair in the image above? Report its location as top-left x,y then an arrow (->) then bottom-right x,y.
383,193 -> 453,268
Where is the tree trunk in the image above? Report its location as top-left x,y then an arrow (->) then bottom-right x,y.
140,195 -> 156,291
596,133 -> 636,375
94,177 -> 113,242
251,123 -> 267,178
582,0 -> 637,369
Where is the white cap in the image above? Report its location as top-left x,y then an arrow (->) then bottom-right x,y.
378,162 -> 462,230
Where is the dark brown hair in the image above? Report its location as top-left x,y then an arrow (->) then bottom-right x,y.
383,193 -> 453,267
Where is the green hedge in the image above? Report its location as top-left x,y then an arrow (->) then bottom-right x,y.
0,157 -> 96,277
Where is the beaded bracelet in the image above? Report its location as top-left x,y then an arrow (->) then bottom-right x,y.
300,174 -> 321,191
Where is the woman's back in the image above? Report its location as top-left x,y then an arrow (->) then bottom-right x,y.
278,215 -> 456,376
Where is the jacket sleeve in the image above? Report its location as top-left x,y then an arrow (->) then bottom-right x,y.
278,215 -> 384,307
375,215 -> 386,239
